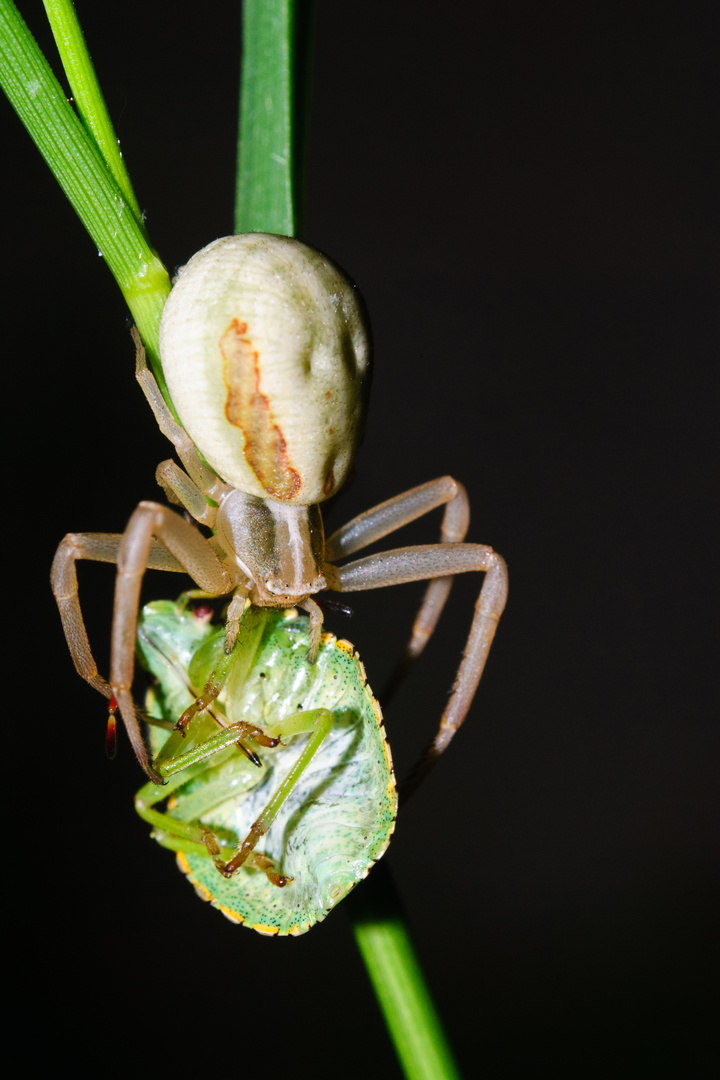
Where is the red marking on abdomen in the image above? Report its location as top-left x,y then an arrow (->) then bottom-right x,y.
219,319 -> 301,500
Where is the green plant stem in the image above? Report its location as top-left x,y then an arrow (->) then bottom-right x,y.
235,5 -> 461,1075
348,863 -> 462,1080
235,0 -> 311,236
0,0 -> 171,397
42,0 -> 142,221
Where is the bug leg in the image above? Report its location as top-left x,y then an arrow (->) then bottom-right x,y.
137,709 -> 333,887
149,716 -> 280,785
168,681 -> 278,752
170,596 -> 261,736
206,707 -> 333,881
135,757 -> 241,863
326,477 -> 469,699
202,832 -> 291,888
247,852 -> 291,888
137,764 -> 290,887
327,542 -> 507,796
152,600 -> 275,771
172,677 -> 224,734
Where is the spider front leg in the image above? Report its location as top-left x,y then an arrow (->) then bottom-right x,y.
325,476 -> 471,696
51,532 -> 187,701
110,502 -> 237,781
326,540 -> 508,796
51,505 -> 237,783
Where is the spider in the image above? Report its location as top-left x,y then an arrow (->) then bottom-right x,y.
51,234 -> 507,790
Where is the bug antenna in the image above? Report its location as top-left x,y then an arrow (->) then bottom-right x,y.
315,595 -> 353,618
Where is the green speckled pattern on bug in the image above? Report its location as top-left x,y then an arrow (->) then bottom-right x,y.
137,601 -> 397,935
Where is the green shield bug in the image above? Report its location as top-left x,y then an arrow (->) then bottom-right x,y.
135,598 -> 397,935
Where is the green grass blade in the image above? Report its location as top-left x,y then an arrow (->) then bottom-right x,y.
42,0 -> 142,221
0,0 -> 171,397
349,863 -> 462,1080
235,0 -> 311,236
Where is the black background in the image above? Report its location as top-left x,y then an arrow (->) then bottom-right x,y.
4,2 -> 716,1076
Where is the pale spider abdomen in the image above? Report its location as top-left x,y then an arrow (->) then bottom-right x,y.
159,234 -> 371,505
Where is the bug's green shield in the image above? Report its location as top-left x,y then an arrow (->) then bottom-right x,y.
137,602 -> 397,935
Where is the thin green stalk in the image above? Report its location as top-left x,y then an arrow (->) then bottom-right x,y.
42,0 -> 142,221
235,6 -> 461,1077
348,863 -> 462,1080
235,0 -> 311,236
0,0 -> 171,398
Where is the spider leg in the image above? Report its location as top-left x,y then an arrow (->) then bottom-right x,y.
51,532 -> 185,699
110,501 -> 237,782
325,477 -> 470,697
326,541 -> 507,796
224,588 -> 250,653
132,327 -> 223,500
298,596 -> 324,663
155,459 -> 218,526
